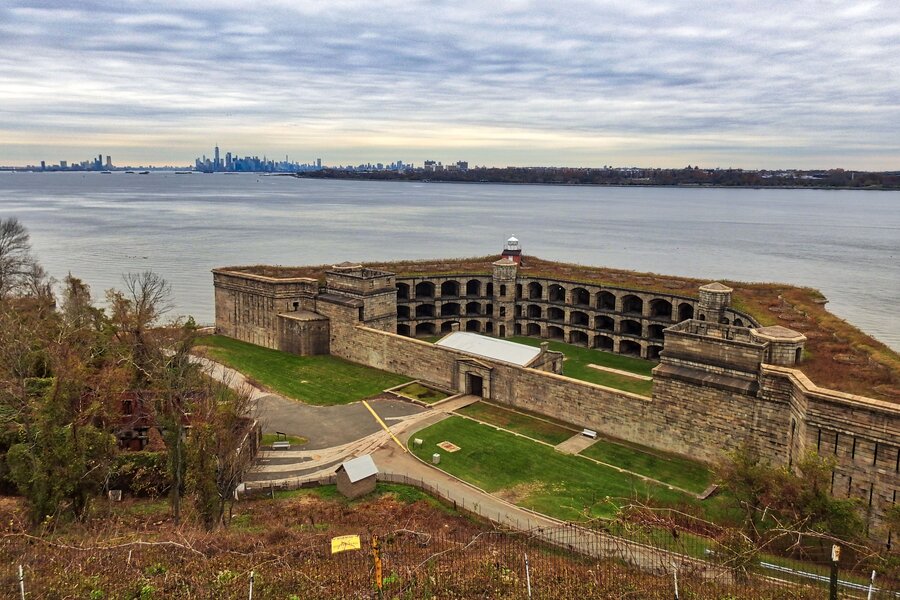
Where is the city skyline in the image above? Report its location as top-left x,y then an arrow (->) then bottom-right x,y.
1,1 -> 899,170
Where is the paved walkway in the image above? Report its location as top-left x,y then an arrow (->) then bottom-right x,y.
554,432 -> 599,454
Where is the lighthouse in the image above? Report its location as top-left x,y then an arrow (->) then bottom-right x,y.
501,235 -> 522,264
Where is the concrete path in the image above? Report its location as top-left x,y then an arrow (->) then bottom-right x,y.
554,432 -> 599,454
587,363 -> 653,381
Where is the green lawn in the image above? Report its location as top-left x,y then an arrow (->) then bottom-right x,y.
194,335 -> 410,405
456,401 -> 575,445
580,439 -> 712,494
393,382 -> 450,404
410,416 -> 698,521
507,337 -> 654,396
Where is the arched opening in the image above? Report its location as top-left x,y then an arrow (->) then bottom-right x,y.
698,314 -> 706,321
527,304 -> 542,319
396,282 -> 410,300
397,305 -> 410,319
677,302 -> 694,321
569,330 -> 589,346
528,281 -> 543,299
549,284 -> 566,303
441,320 -> 458,333
515,305 -> 522,317
620,340 -> 641,356
466,279 -> 482,296
733,318 -> 745,327
485,321 -> 493,334
466,320 -> 481,332
621,319 -> 642,336
547,325 -> 564,340
415,304 -> 435,318
548,306 -> 564,322
415,322 -> 436,337
648,324 -> 665,340
597,291 -> 616,310
514,323 -> 522,335
486,282 -> 494,296
441,302 -> 461,317
441,280 -> 460,297
794,347 -> 802,364
570,311 -> 589,326
649,299 -> 673,319
648,345 -> 663,360
720,317 -> 730,325
466,301 -> 481,316
622,295 -> 643,315
415,281 -> 435,298
485,304 -> 493,316
572,287 -> 590,306
593,335 -> 614,351
499,284 -> 507,297
499,325 -> 506,337
516,284 -> 522,299
499,307 -> 506,317
595,315 -> 614,331
526,323 -> 542,337
397,324 -> 410,337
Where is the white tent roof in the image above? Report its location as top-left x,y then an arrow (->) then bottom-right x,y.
435,332 -> 541,367
338,454 -> 378,483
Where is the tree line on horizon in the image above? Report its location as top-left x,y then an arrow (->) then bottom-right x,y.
298,165 -> 900,188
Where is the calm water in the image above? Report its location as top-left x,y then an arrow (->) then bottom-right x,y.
1,172 -> 898,351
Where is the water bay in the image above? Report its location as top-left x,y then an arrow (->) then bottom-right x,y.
1,172 -> 897,351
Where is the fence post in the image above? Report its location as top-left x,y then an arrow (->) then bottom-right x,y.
248,570 -> 254,600
829,545 -> 840,600
18,565 -> 25,600
866,570 -> 876,600
524,552 -> 532,599
672,562 -> 679,600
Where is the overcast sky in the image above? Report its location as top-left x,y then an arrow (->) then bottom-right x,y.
2,1 -> 899,169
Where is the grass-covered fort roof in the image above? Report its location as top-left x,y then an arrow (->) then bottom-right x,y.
221,256 -> 899,403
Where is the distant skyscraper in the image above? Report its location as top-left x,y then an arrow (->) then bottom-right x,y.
105,155 -> 112,168
214,145 -> 220,172
316,158 -> 322,168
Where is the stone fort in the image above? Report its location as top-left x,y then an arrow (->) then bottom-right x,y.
213,237 -> 900,543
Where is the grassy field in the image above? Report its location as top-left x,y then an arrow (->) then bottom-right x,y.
580,439 -> 712,495
410,416 -> 700,521
456,401 -> 575,445
194,335 -> 410,405
507,337 -> 654,396
392,381 -> 450,404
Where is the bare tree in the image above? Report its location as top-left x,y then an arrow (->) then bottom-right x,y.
0,217 -> 38,297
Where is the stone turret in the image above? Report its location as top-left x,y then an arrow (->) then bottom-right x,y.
751,325 -> 807,366
697,282 -> 733,324
492,257 -> 518,338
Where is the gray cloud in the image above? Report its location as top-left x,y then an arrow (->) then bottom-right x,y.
1,0 -> 898,168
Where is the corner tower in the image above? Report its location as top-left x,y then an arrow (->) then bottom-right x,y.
697,282 -> 733,323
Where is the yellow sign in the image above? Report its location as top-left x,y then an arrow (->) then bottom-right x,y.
331,535 -> 361,554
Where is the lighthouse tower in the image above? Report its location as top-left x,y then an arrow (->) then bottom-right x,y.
501,235 -> 522,264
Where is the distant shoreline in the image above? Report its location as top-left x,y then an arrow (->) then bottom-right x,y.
3,169 -> 898,191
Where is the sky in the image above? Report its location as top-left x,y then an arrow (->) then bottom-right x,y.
1,1 -> 899,170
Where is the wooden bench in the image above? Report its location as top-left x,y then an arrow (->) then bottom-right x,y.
271,441 -> 291,451
581,429 -> 597,439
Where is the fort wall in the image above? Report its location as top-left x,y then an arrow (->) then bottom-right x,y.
213,252 -> 899,541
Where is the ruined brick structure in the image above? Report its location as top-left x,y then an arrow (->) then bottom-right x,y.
214,240 -> 900,543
